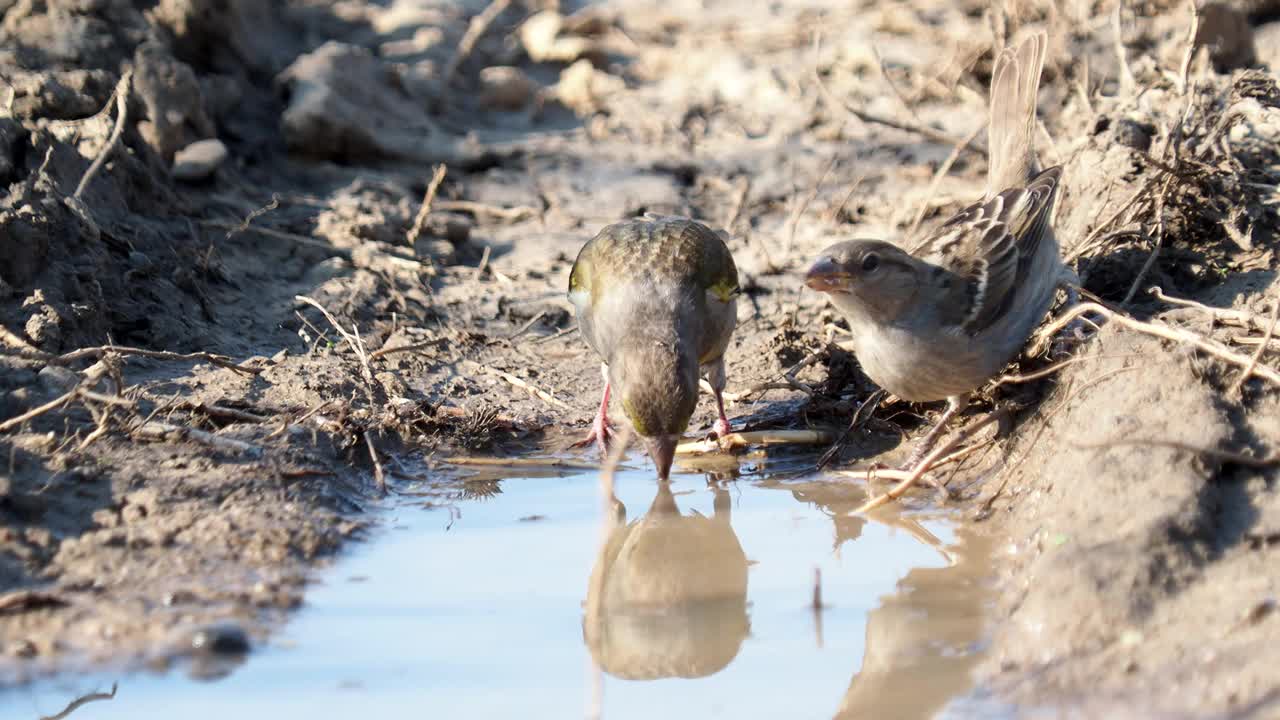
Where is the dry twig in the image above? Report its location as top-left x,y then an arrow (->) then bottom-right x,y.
1231,297 -> 1279,393
484,366 -> 571,409
854,408 -> 1007,513
443,0 -> 514,85
52,345 -> 260,376
365,431 -> 386,492
73,70 -> 132,200
675,430 -> 834,455
295,295 -> 374,385
407,164 -> 448,246
433,199 -> 539,222
1041,302 -> 1280,386
38,683 -> 118,720
134,420 -> 263,457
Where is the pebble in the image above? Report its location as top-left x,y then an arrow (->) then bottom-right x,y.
189,621 -> 251,657
37,365 -> 79,393
171,138 -> 229,181
479,66 -> 535,110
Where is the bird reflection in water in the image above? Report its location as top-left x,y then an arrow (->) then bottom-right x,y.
583,482 -> 749,681
792,483 -> 989,719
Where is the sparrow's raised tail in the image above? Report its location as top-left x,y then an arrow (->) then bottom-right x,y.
986,31 -> 1047,196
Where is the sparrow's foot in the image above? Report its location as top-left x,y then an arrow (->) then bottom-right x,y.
712,415 -> 733,440
571,414 -> 616,455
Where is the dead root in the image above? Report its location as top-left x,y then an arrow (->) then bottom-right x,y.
854,408 -> 1009,514
1036,301 -> 1280,387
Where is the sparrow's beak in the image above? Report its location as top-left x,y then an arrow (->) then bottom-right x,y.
805,258 -> 850,293
643,434 -> 679,482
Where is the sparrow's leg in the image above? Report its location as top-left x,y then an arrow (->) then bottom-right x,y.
702,358 -> 732,439
572,364 -> 615,453
903,395 -> 967,477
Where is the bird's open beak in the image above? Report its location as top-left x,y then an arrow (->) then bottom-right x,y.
804,258 -> 850,293
643,434 -> 679,482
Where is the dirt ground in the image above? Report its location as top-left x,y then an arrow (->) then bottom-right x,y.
2,0 -> 1280,714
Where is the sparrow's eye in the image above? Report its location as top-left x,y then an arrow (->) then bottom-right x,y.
861,253 -> 880,272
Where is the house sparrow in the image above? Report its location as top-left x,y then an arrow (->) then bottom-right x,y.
568,215 -> 740,480
805,31 -> 1070,467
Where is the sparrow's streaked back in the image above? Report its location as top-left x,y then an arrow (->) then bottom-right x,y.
569,215 -> 740,480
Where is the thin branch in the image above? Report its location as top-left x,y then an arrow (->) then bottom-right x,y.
854,408 -> 1008,513
369,340 -> 440,361
484,366 -> 571,409
407,164 -> 448,246
433,200 -> 539,222
364,430 -> 386,492
0,388 -> 77,433
52,345 -> 261,376
1041,302 -> 1280,386
74,70 -> 132,200
38,683 -> 118,720
1232,297 -> 1279,393
134,420 -> 263,457
443,0 -> 514,85
295,295 -> 374,385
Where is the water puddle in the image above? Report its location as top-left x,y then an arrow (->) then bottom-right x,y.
7,455 -> 998,719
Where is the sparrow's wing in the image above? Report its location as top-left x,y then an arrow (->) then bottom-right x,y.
916,166 -> 1060,333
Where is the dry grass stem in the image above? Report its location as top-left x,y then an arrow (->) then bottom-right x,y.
443,0 -> 514,85
0,388 -> 78,433
364,430 -> 386,492
1149,287 -> 1274,329
444,457 -> 601,469
484,366 -> 571,409
407,164 -> 448,246
675,429 -> 834,455
135,420 -> 263,457
295,295 -> 375,385
369,341 -> 439,360
433,199 -> 539,222
38,682 -> 118,720
1231,297 -> 1279,393
52,345 -> 261,376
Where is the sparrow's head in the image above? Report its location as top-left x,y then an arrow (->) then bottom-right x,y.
805,240 -> 922,325
610,337 -> 698,481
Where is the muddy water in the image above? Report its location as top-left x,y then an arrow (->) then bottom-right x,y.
9,455 -> 1000,719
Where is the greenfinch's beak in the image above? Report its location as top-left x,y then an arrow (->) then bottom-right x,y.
804,257 -> 850,293
644,434 -> 679,482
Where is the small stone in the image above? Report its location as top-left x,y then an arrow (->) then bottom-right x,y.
555,60 -> 624,115
1110,118 -> 1155,153
24,311 -> 61,349
171,139 -> 229,181
189,621 -> 251,657
479,66 -> 535,110
37,365 -> 78,393
128,250 -> 154,271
